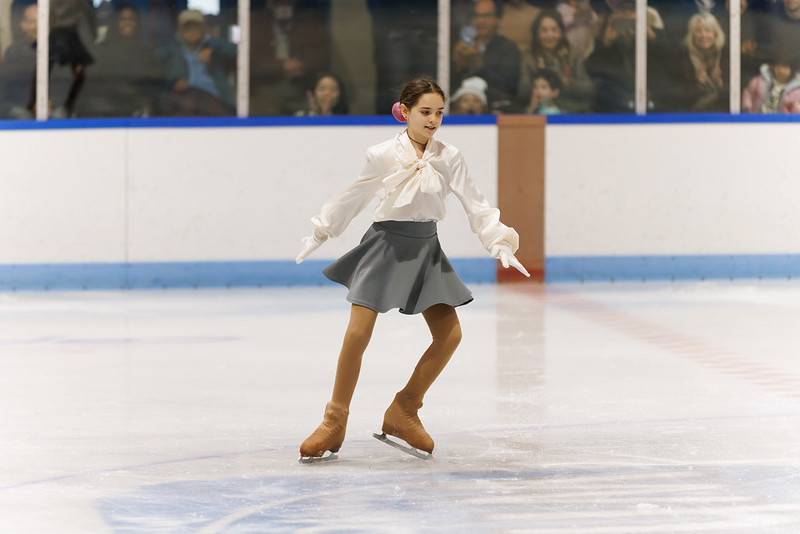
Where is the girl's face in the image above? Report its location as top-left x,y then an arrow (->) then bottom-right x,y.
532,77 -> 558,105
692,23 -> 717,50
537,17 -> 562,52
403,92 -> 445,143
314,76 -> 340,113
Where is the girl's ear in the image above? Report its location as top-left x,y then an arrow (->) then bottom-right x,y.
400,103 -> 409,119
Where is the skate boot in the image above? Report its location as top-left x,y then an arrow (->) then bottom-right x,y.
379,392 -> 434,455
299,402 -> 348,462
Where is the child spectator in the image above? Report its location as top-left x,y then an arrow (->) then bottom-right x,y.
451,76 -> 489,115
742,54 -> 800,113
525,68 -> 562,114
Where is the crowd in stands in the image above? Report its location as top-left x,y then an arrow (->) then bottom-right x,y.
451,0 -> 800,114
1,0 -> 799,119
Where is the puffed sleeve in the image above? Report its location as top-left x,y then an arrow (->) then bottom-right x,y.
446,147 -> 520,256
310,148 -> 387,239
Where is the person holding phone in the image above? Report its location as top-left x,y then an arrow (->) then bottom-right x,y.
451,0 -> 520,112
584,0 -> 670,112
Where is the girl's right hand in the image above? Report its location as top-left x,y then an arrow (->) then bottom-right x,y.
295,228 -> 329,264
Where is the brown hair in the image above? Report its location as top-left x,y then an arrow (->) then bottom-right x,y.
399,77 -> 447,111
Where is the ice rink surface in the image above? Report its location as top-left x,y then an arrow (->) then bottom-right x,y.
1,280 -> 799,533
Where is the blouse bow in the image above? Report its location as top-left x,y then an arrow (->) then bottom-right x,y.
381,140 -> 444,208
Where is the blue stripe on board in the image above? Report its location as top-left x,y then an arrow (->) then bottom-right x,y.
4,255 -> 800,290
546,254 -> 800,282
0,258 -> 497,291
4,113 -> 800,131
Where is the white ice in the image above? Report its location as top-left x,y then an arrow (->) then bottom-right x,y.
1,281 -> 799,533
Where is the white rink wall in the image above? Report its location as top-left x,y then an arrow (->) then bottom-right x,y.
545,122 -> 800,256
0,124 -> 495,265
1,118 -> 799,287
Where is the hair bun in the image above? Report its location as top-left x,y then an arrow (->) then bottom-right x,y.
392,101 -> 406,123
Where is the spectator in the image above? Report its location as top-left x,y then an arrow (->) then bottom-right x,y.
519,8 -> 592,111
729,0 -> 771,85
497,0 -> 542,55
155,9 -> 237,116
649,0 -> 726,48
296,71 -> 348,116
250,0 -> 330,115
452,0 -> 520,111
109,0 -> 188,48
451,76 -> 489,114
48,0 -> 98,118
0,3 -> 36,118
673,12 -> 728,111
754,0 -> 800,72
80,6 -> 160,117
584,0 -> 670,112
742,53 -> 800,113
525,68 -> 562,114
1,0 -> 12,63
556,0 -> 598,64
369,0 -> 437,115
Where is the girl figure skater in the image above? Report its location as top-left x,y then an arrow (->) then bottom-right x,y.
295,77 -> 529,461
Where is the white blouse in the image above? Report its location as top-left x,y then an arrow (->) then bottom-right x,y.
310,131 -> 520,257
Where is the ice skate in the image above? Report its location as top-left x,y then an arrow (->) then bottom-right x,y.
298,450 -> 338,464
298,402 -> 348,464
376,392 -> 434,459
372,432 -> 432,460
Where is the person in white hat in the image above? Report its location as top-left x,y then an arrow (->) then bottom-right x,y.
451,76 -> 489,114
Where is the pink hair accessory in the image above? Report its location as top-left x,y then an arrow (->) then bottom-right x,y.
392,101 -> 406,123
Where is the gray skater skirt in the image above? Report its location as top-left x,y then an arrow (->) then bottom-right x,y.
323,220 -> 473,315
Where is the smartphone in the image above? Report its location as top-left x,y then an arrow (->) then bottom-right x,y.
460,26 -> 476,47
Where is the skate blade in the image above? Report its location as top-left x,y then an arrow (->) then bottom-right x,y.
373,433 -> 432,460
298,451 -> 338,464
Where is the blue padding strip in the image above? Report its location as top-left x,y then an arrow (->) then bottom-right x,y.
5,255 -> 800,289
546,254 -> 800,282
6,112 -> 800,131
0,258 -> 496,291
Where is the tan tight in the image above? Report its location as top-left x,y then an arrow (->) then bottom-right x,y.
299,303 -> 462,457
331,303 -> 462,409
